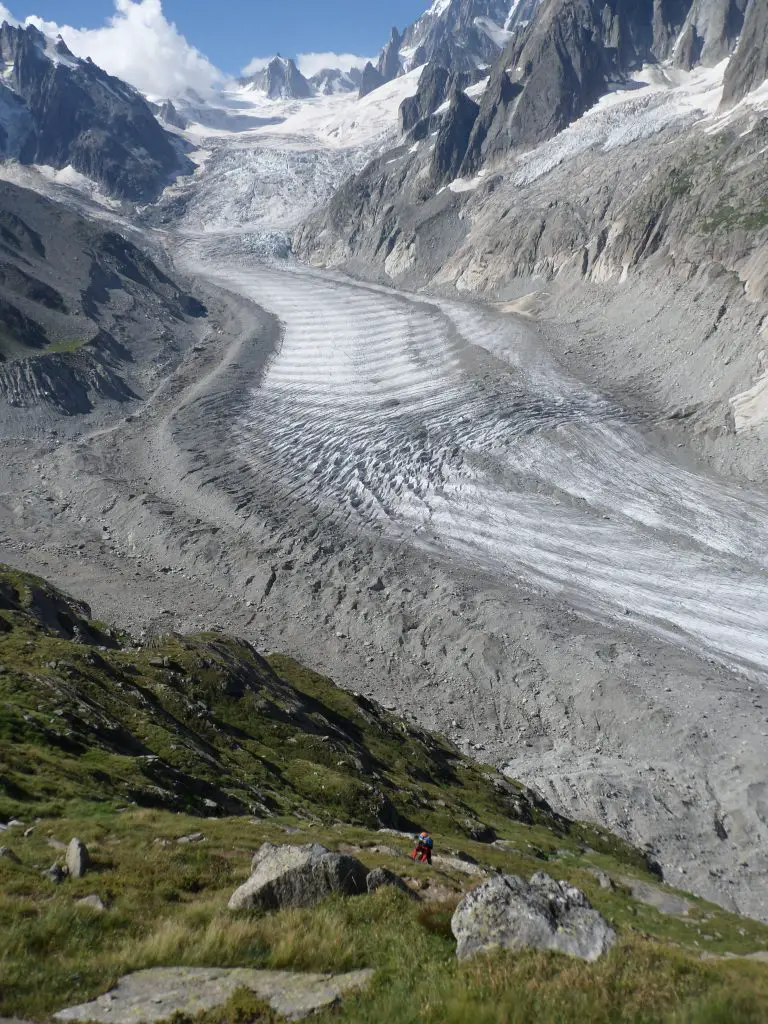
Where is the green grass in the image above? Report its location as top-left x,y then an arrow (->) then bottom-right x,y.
2,566 -> 768,1022
44,338 -> 89,355
701,196 -> 768,234
1,812 -> 768,1023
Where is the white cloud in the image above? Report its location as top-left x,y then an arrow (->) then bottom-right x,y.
0,4 -> 19,25
14,0 -> 222,99
296,52 -> 372,78
241,56 -> 273,77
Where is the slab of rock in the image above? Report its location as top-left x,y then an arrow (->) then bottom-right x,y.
618,876 -> 691,916
66,838 -> 90,879
229,843 -> 368,912
53,966 -> 374,1023
452,872 -> 616,962
177,832 -> 206,844
432,854 -> 486,877
366,867 -> 417,898
0,847 -> 21,864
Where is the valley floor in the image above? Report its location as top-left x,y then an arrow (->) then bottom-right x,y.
1,242 -> 767,924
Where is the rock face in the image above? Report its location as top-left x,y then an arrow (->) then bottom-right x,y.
53,966 -> 375,1023
228,843 -> 369,912
451,872 -> 616,961
0,23 -> 191,200
432,89 -> 480,185
240,56 -> 312,99
66,838 -> 90,878
158,99 -> 187,130
358,62 -> 386,99
377,27 -> 403,84
400,0 -> 529,73
722,0 -> 768,104
674,0 -> 748,68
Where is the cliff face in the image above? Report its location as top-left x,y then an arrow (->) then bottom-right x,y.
0,23 -> 191,200
721,0 -> 768,104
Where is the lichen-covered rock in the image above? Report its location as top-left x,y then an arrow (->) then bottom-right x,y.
229,843 -> 368,912
66,838 -> 90,879
451,872 -> 616,961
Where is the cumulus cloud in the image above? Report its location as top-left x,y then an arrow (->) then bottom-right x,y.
10,0 -> 222,98
296,52 -> 372,77
0,4 -> 19,25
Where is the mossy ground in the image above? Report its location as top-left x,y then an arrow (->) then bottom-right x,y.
2,567 -> 768,1022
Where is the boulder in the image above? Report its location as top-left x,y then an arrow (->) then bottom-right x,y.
366,867 -> 417,898
451,872 -> 616,962
43,863 -> 66,884
0,847 -> 20,864
66,838 -> 90,879
229,843 -> 368,912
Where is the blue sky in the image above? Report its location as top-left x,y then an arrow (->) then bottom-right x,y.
24,1 -> 430,73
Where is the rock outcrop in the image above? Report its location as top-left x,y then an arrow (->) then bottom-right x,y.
432,89 -> 480,184
674,0 -> 748,69
451,872 -> 616,961
228,843 -> 369,911
358,62 -> 386,99
721,0 -> 768,105
0,22 -> 191,200
377,27 -> 403,85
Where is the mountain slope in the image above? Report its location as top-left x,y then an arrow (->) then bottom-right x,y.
0,22 -> 192,200
3,565 -> 768,1023
0,179 -> 205,419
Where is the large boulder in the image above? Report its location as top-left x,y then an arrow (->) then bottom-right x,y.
66,838 -> 90,879
451,872 -> 616,962
229,843 -> 368,912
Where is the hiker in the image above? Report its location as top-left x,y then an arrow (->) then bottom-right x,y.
412,830 -> 433,865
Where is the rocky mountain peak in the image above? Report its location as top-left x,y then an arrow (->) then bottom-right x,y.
361,0 -> 540,99
240,55 -> 312,100
0,21 -> 190,200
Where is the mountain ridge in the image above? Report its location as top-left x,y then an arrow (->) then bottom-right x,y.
0,21 -> 192,200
